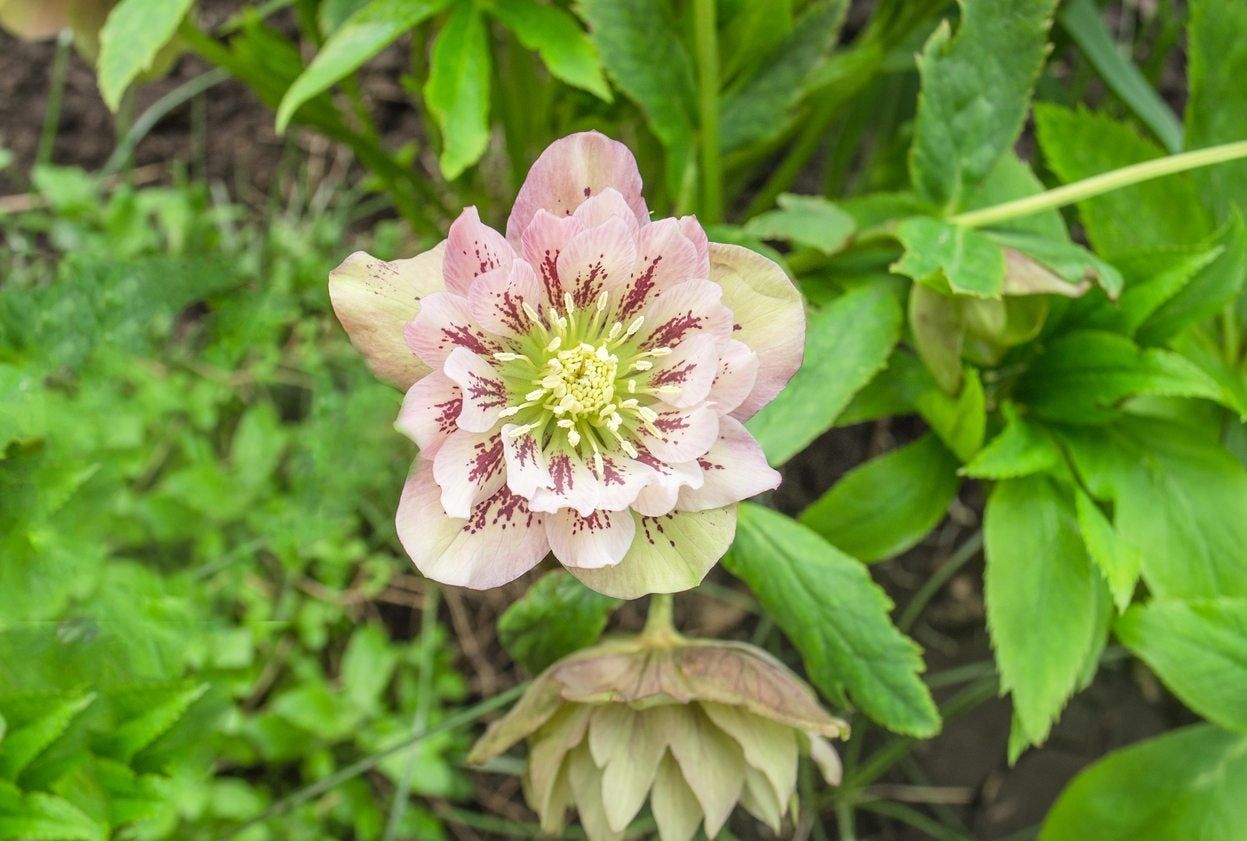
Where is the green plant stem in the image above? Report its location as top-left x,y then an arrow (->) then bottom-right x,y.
859,800 -> 972,841
103,69 -> 231,176
951,139 -> 1247,228
642,592 -> 679,644
382,585 -> 440,841
898,530 -> 983,632
835,798 -> 857,841
226,681 -> 528,838
36,30 -> 73,168
692,0 -> 722,223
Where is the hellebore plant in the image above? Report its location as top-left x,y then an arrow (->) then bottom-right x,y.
330,132 -> 804,598
468,599 -> 847,841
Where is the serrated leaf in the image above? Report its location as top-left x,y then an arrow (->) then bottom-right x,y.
1073,488 -> 1140,612
1040,725 -> 1247,841
909,0 -> 1058,209
747,284 -> 902,465
276,0 -> 452,131
985,475 -> 1097,749
1186,0 -> 1247,218
801,434 -> 959,563
497,571 -> 619,673
424,1 -> 492,179
1116,599 -> 1247,733
97,0 -> 194,111
487,0 -> 611,101
893,217 -> 1005,298
915,365 -> 986,462
1113,244 -> 1224,334
744,194 -> 855,255
1034,104 -> 1213,256
718,0 -> 847,152
0,692 -> 96,781
94,681 -> 208,763
961,404 -> 1060,480
0,781 -> 104,841
726,504 -> 940,737
576,0 -> 696,194
1060,418 -> 1247,599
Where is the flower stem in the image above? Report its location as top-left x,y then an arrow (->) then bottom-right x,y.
950,139 -> 1247,229
641,592 -> 679,645
692,0 -> 723,223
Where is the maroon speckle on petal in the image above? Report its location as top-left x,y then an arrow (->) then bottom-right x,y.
467,372 -> 508,410
599,457 -> 626,487
583,186 -> 592,198
571,255 -> 608,308
618,255 -> 661,321
494,289 -> 531,334
464,486 -> 537,534
540,249 -> 563,302
549,454 -> 575,494
441,323 -> 496,355
467,436 -> 505,484
652,360 -> 696,387
571,510 -> 610,535
639,514 -> 678,548
435,397 -> 463,435
641,311 -> 703,350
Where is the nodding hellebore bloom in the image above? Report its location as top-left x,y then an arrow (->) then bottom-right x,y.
329,132 -> 805,598
467,632 -> 847,841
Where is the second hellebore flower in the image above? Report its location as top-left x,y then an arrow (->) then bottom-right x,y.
467,632 -> 847,841
329,132 -> 805,597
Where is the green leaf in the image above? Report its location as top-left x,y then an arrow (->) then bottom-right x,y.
1116,599 -> 1247,733
276,0 -> 452,132
424,1 -> 492,179
1136,214 -> 1247,345
1113,244 -> 1225,334
915,365 -> 986,462
1039,725 -> 1247,841
0,781 -> 104,841
1060,418 -> 1247,599
726,504 -> 940,737
960,152 -> 1067,240
743,194 -> 855,255
0,692 -> 96,781
497,571 -> 619,673
1034,104 -> 1213,256
94,681 -> 209,763
961,403 -> 1060,480
1073,489 -> 1140,613
893,217 -> 1005,298
909,0 -> 1058,210
988,230 -> 1123,300
487,0 -> 611,101
97,0 -> 194,111
801,434 -> 959,563
718,0 -> 848,153
1016,330 -> 1228,424
340,624 -> 399,711
1186,0 -> 1247,218
985,476 -> 1098,749
907,283 -> 965,393
576,0 -> 696,193
1057,0 -> 1182,153
747,284 -> 902,465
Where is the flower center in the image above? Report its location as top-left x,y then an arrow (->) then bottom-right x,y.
542,343 -> 618,418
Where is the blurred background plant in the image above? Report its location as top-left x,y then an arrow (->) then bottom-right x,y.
2,0 -> 1247,839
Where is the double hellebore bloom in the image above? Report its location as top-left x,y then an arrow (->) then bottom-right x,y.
329,132 -> 805,598
467,632 -> 847,841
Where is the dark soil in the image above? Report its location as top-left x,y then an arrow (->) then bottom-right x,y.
0,7 -> 1192,839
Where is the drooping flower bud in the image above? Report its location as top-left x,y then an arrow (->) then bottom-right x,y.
468,633 -> 847,841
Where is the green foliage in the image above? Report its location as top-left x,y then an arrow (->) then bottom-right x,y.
97,0 -> 195,110
424,1 -> 492,179
726,504 -> 940,738
486,0 -> 611,102
1040,725 -> 1247,841
497,571 -> 619,673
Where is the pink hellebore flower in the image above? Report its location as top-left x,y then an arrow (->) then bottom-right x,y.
329,132 -> 805,598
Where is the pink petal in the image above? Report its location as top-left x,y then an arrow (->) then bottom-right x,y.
568,507 -> 738,599
432,429 -> 507,518
636,279 -> 734,353
708,243 -> 805,420
468,260 -> 542,336
707,340 -> 759,415
615,219 -> 702,323
404,291 -> 501,368
554,217 -> 637,309
529,450 -> 655,516
521,210 -> 585,305
572,187 -> 640,231
328,245 -> 446,389
631,455 -> 703,517
443,347 -> 510,433
502,423 -> 552,499
396,371 -> 462,456
546,508 -> 636,570
397,461 -> 548,589
678,417 -> 780,511
648,333 -> 720,409
444,207 -> 515,296
636,404 -> 720,464
506,131 -> 648,246
678,215 -> 711,275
